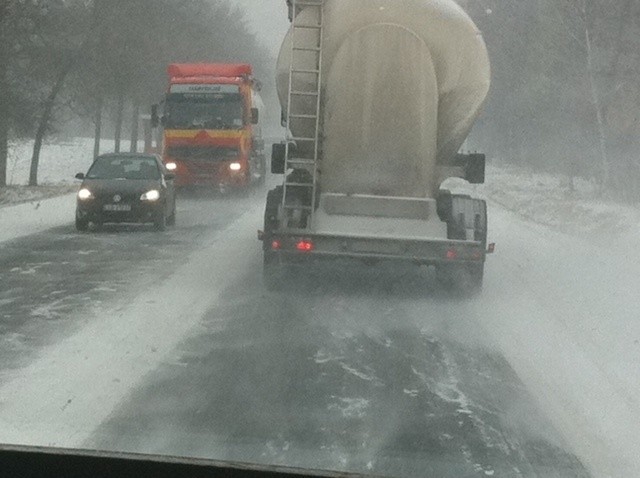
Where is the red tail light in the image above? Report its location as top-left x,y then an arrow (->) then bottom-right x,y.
296,240 -> 314,252
271,240 -> 281,250
446,249 -> 458,260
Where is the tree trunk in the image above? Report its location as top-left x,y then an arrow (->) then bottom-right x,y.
94,96 -> 103,159
0,115 -> 7,188
581,0 -> 609,193
28,63 -> 72,187
114,92 -> 125,153
129,102 -> 139,153
0,5 -> 8,187
601,0 -> 633,123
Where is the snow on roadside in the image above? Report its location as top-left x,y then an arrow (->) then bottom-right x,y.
0,185 -> 77,207
474,206 -> 640,477
6,137 -> 137,186
0,194 -> 77,243
444,162 -> 640,476
461,162 -> 640,477
485,162 -> 640,243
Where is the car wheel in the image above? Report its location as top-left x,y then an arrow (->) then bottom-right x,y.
154,210 -> 167,231
75,216 -> 89,232
167,202 -> 176,226
92,219 -> 104,231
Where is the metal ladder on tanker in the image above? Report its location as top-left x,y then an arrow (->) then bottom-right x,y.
282,0 -> 324,230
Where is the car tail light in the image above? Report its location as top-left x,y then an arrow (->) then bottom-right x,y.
446,248 -> 458,260
271,240 -> 281,251
296,240 -> 314,252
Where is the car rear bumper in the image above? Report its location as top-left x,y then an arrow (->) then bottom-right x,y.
263,230 -> 486,266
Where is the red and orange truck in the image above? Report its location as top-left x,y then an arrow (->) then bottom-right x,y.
153,63 -> 265,192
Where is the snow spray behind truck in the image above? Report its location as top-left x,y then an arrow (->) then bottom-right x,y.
262,0 -> 493,292
153,64 -> 266,192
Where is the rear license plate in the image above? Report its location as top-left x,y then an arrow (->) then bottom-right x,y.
103,204 -> 131,212
351,240 -> 401,255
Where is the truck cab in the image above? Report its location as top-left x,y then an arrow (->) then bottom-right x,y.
155,64 -> 265,192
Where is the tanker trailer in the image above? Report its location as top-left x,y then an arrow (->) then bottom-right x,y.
262,0 -> 493,292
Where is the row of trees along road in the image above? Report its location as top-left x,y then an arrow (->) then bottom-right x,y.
0,0 -> 271,187
461,0 -> 640,202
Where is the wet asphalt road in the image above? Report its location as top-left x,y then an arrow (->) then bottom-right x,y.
0,187 -> 589,477
0,190 -> 253,371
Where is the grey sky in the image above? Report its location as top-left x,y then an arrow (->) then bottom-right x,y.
229,0 -> 290,58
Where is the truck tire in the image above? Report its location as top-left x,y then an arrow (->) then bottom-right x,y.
264,186 -> 283,239
263,187 -> 285,291
436,263 -> 484,295
263,252 -> 286,291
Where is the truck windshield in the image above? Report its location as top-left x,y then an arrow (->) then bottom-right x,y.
165,93 -> 244,130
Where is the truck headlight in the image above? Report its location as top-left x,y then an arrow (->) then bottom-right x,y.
165,162 -> 177,171
140,190 -> 160,201
229,162 -> 242,172
77,188 -> 94,200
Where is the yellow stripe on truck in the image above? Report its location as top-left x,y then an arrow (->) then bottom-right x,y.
164,130 -> 247,140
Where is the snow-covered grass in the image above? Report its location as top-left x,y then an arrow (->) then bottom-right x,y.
6,137 -> 138,187
0,185 -> 77,207
485,161 -> 640,243
7,138 -> 93,186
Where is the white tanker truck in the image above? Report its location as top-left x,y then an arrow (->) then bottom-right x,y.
261,0 -> 493,292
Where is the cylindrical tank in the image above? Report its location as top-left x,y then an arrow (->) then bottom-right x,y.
277,0 -> 490,198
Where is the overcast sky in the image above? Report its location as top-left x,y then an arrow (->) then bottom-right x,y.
229,0 -> 290,58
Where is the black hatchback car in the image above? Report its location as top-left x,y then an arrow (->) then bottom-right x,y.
75,153 -> 176,231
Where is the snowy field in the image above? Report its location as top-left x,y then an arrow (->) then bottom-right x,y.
5,137 -> 136,187
485,162 -> 640,244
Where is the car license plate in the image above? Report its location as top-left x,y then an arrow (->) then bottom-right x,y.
103,204 -> 131,212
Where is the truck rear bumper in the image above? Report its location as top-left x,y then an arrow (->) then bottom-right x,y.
264,231 -> 486,265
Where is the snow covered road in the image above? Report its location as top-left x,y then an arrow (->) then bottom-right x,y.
0,185 -> 637,477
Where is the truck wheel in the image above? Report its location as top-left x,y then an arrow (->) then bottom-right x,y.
436,263 -> 484,295
75,216 -> 89,232
153,211 -> 167,231
264,186 -> 283,233
263,252 -> 285,291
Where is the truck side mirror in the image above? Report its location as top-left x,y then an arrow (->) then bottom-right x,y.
271,143 -> 286,174
251,108 -> 259,125
151,104 -> 159,128
465,153 -> 486,184
75,172 -> 85,180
